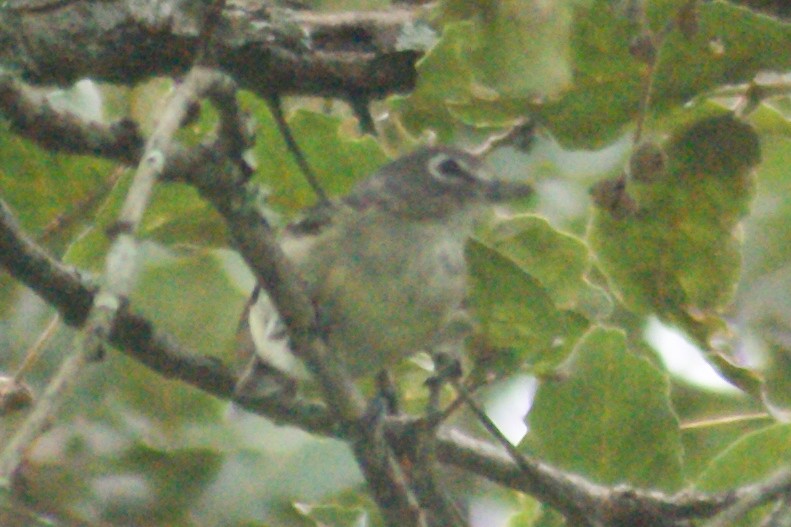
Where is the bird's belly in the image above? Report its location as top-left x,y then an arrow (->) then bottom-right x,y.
315,236 -> 467,377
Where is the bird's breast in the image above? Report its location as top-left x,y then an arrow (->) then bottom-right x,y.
299,217 -> 469,377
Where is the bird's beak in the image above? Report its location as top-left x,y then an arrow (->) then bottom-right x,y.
481,179 -> 534,202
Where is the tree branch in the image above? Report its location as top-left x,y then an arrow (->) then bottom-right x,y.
0,1 -> 421,98
0,71 -> 143,163
0,193 -> 784,524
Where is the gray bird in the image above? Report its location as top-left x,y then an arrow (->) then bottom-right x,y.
237,146 -> 532,394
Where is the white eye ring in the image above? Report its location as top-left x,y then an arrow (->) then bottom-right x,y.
428,154 -> 475,184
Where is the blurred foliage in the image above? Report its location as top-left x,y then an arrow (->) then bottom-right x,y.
525,327 -> 684,491
1,0 -> 791,526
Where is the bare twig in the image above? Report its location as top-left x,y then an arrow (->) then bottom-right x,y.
194,0 -> 227,65
348,94 -> 376,135
470,118 -> 535,157
81,67 -> 228,360
680,412 -> 772,430
11,315 -> 60,383
265,95 -> 330,204
0,328 -> 93,477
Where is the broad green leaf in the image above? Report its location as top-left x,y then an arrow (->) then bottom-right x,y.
440,0 -> 572,97
524,327 -> 683,490
537,0 -> 791,148
246,94 -> 387,214
693,423 -> 791,526
96,248 -> 244,426
390,21 -> 478,139
0,125 -> 117,314
131,248 -> 244,362
0,127 -> 117,251
288,109 -> 388,199
588,113 -> 760,344
481,214 -> 611,321
467,239 -> 589,372
652,2 -> 791,116
141,184 -> 228,246
294,502 -> 368,527
748,102 -> 791,137
393,0 -> 572,138
696,424 -> 791,491
63,174 -> 229,270
528,0 -> 640,148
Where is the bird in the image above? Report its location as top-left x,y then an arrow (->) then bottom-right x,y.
235,145 -> 533,397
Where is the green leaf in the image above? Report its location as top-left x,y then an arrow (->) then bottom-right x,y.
131,248 -> 244,361
62,174 -> 230,270
481,214 -> 611,321
588,113 -> 760,339
141,184 -> 228,246
294,502 -> 368,527
288,109 -> 388,199
440,0 -> 572,97
652,1 -> 791,116
696,424 -> 791,491
393,0 -> 572,137
694,422 -> 791,527
93,248 -> 244,425
0,127 -> 117,251
529,0 -> 639,148
524,327 -> 683,490
246,94 -> 387,214
467,238 -> 589,372
536,0 -> 791,148
390,21 -> 478,139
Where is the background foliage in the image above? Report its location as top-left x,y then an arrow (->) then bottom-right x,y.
1,0 -> 790,526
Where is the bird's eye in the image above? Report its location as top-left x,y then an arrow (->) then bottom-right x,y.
429,154 -> 475,184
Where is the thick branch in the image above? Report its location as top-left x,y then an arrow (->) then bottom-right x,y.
0,0 -> 421,98
0,72 -> 143,162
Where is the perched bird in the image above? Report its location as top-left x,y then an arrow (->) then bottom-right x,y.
236,146 -> 532,395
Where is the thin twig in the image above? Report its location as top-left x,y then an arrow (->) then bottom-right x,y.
348,94 -> 376,135
265,94 -> 330,204
0,334 -> 95,477
469,117 -> 535,157
680,412 -> 772,430
12,314 -> 60,383
82,67 -> 229,360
